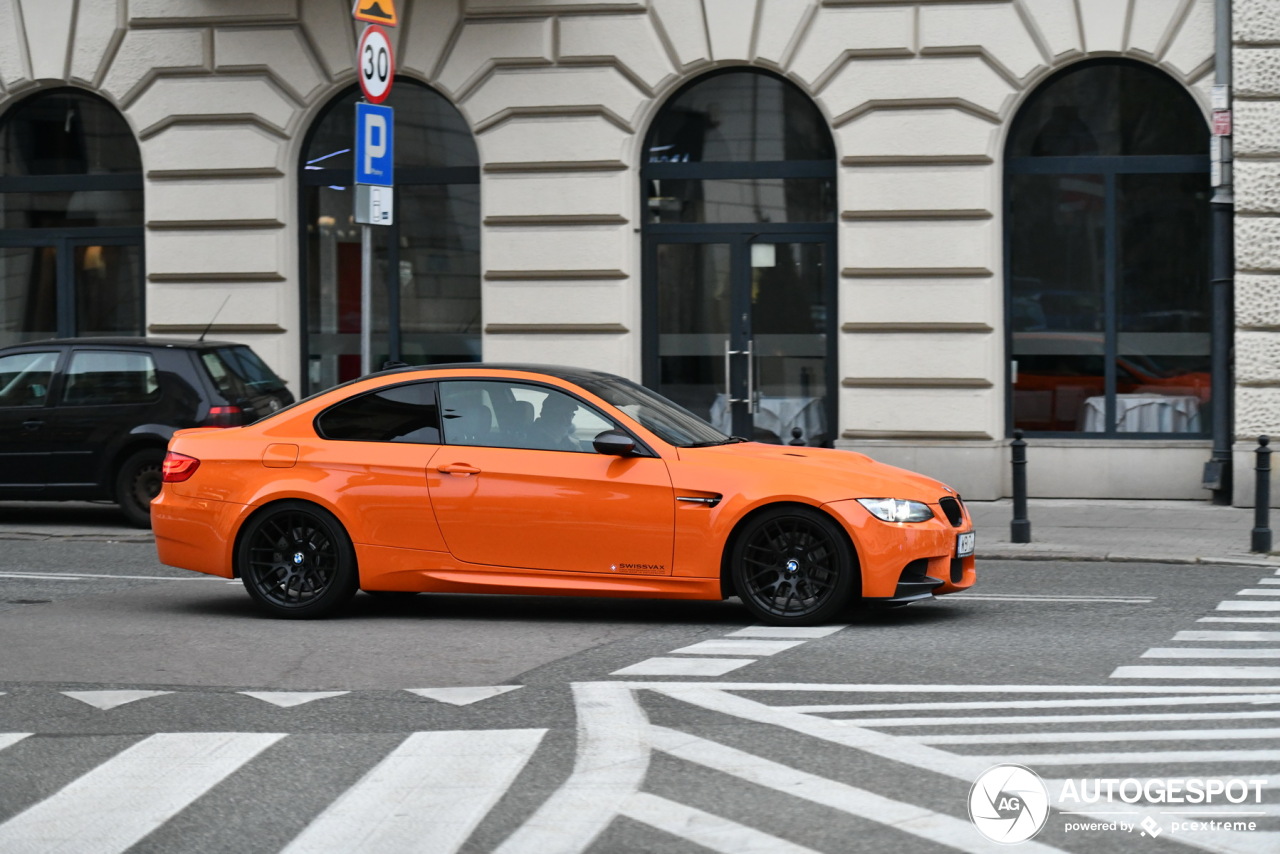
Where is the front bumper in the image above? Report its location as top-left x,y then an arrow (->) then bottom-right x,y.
823,498 -> 977,602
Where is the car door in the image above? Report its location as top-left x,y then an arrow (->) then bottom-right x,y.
310,379 -> 445,552
0,349 -> 61,489
427,379 -> 676,575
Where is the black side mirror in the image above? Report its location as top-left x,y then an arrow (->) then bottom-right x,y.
592,429 -> 636,456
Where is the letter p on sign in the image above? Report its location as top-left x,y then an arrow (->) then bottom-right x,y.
354,102 -> 394,186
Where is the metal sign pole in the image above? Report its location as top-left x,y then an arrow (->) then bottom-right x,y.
361,224 -> 373,374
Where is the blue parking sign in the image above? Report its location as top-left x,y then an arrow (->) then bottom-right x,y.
354,103 -> 394,186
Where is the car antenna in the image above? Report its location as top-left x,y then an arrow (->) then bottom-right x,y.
199,295 -> 231,341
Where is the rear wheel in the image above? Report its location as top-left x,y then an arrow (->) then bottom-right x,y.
114,448 -> 165,528
237,502 -> 357,619
730,506 -> 857,626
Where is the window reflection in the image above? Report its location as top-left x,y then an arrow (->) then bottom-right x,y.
301,83 -> 480,393
1007,61 -> 1209,436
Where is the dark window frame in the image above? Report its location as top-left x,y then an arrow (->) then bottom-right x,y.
297,82 -> 481,397
0,88 -> 144,342
1004,59 -> 1211,439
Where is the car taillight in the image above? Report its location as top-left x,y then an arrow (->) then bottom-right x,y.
204,405 -> 243,427
162,452 -> 200,483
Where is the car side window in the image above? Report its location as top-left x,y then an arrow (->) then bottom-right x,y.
0,352 -> 58,407
316,381 -> 441,444
61,350 -> 159,406
439,380 -> 614,452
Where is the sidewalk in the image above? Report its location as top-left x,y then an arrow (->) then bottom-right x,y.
2,498 -> 1279,567
968,498 -> 1280,567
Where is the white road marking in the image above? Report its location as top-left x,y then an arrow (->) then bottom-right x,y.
1141,647 -> 1280,659
1237,589 -> 1280,596
726,625 -> 847,638
611,657 -> 755,676
1257,579 -> 1280,585
780,694 -> 1280,713
496,683 -> 649,854
0,572 -> 216,582
1200,615 -> 1280,623
1173,631 -> 1280,641
0,732 -> 283,854
832,709 -> 1280,727
1111,665 -> 1280,679
629,682 -> 1280,694
620,793 -> 823,854
62,690 -> 172,710
1216,601 -> 1280,611
964,748 -> 1280,766
406,686 -> 522,706
0,733 -> 30,751
282,729 -> 545,854
918,726 -> 1280,745
668,639 -> 805,656
646,724 -> 1066,854
958,594 -> 1152,604
239,692 -> 349,708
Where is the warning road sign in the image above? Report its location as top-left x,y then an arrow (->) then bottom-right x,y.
353,0 -> 398,27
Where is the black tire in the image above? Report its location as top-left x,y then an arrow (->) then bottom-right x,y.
729,506 -> 857,626
114,448 -> 166,528
236,501 -> 358,619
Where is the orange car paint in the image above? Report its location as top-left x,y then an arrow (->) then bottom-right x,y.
152,366 -> 975,606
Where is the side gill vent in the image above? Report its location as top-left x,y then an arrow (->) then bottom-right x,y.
939,496 -> 963,527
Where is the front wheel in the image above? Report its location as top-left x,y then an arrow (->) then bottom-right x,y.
115,448 -> 166,528
729,506 -> 857,626
237,502 -> 358,619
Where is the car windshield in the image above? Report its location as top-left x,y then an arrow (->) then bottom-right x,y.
203,347 -> 287,395
575,374 -> 735,447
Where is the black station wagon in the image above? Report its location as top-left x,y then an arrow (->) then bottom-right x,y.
0,337 -> 293,526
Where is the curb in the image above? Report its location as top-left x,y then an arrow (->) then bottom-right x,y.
981,549 -> 1280,567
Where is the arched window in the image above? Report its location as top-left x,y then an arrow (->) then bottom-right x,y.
1006,60 -> 1210,436
641,70 -> 837,446
0,89 -> 144,346
300,81 -> 479,394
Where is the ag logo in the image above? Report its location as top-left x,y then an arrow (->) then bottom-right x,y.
968,764 -> 1050,843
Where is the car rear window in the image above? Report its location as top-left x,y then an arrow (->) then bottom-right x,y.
202,346 -> 287,398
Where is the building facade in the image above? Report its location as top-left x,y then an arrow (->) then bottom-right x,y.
0,0 -> 1276,502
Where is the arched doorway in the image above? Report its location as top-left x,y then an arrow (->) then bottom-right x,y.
299,81 -> 480,394
641,70 -> 837,446
1006,60 -> 1211,436
0,88 -> 144,346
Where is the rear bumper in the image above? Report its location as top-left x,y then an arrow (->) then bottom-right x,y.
151,487 -> 241,578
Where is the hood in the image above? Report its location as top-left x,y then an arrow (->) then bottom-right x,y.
674,442 -> 957,504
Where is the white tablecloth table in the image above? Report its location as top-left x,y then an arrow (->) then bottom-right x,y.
1081,394 -> 1202,433
711,394 -> 826,443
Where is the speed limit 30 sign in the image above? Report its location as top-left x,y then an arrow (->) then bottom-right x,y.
358,25 -> 394,104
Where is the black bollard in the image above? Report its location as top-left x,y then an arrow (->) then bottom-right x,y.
1011,429 -> 1031,544
1253,436 -> 1272,553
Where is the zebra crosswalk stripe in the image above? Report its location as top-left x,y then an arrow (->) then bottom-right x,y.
0,732 -> 284,854
281,729 -> 545,854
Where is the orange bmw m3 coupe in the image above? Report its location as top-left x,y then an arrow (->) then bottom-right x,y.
152,365 -> 976,625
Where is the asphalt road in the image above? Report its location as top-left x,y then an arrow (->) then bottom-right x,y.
0,528 -> 1277,853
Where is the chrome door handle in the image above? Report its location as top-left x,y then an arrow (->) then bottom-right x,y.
22,420 -> 43,432
724,339 -> 755,411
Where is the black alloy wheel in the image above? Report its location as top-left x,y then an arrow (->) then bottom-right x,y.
730,506 -> 857,626
115,448 -> 166,529
237,502 -> 357,618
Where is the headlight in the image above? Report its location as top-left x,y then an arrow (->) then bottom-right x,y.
856,498 -> 934,523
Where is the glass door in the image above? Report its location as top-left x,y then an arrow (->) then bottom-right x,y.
646,234 -> 834,446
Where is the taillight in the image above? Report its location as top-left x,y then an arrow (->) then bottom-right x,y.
204,405 -> 243,427
162,452 -> 200,483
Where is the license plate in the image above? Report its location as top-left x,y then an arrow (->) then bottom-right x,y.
956,531 -> 975,558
